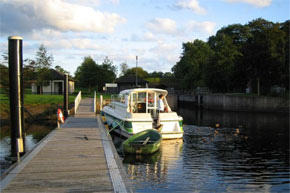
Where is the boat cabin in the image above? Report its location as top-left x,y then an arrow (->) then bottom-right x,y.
111,88 -> 171,114
102,88 -> 183,139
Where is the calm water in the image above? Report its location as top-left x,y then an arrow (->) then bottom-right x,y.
116,103 -> 290,193
0,121 -> 56,175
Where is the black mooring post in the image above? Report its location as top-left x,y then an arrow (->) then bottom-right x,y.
63,74 -> 69,118
8,36 -> 25,160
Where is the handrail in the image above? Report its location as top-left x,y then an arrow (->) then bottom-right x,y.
100,95 -> 103,111
93,91 -> 96,113
74,91 -> 82,112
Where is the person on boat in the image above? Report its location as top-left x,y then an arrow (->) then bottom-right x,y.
156,94 -> 165,129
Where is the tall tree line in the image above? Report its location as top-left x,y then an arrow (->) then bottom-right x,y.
172,18 -> 289,95
74,56 -> 117,92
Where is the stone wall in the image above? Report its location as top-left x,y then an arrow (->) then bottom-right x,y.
175,94 -> 289,113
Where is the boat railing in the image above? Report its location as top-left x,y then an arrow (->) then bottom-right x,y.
110,94 -> 119,101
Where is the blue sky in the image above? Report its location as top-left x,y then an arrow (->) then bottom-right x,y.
0,0 -> 288,76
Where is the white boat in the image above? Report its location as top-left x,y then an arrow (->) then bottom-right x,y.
101,88 -> 183,139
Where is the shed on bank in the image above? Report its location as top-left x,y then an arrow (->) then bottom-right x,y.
31,69 -> 75,94
116,75 -> 148,91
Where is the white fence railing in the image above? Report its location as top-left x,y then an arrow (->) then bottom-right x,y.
74,91 -> 82,112
100,95 -> 103,111
93,91 -> 96,113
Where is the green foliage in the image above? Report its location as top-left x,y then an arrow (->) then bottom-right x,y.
241,18 -> 286,95
75,56 -> 117,92
123,67 -> 149,78
0,64 -> 9,94
30,44 -> 54,94
145,77 -> 161,84
172,40 -> 212,89
280,20 -> 289,90
0,52 -> 9,95
206,33 -> 242,92
35,44 -> 54,69
172,18 -> 289,95
0,93 -> 75,105
0,93 -> 75,114
55,65 -> 70,75
99,56 -> 117,87
75,56 -> 98,90
148,71 -> 164,78
119,62 -> 129,76
23,59 -> 37,81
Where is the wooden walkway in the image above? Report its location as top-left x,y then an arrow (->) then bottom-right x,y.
0,98 -> 132,193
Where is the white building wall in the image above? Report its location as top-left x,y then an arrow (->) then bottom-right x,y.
42,81 -> 52,93
31,83 -> 37,93
31,80 -> 75,94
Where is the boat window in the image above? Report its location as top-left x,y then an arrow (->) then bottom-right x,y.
148,93 -> 155,107
117,94 -> 126,104
137,92 -> 146,113
130,92 -> 146,113
138,92 -> 146,103
131,93 -> 138,113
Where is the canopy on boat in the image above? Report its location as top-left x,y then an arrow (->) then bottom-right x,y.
120,88 -> 168,96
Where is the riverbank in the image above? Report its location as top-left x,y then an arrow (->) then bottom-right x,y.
0,94 -> 76,138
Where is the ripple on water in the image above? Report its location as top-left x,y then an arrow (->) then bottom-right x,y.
121,124 -> 289,192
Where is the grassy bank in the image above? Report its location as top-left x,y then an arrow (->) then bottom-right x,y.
0,94 -> 75,118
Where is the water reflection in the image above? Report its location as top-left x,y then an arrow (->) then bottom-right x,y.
122,139 -> 184,192
118,103 -> 289,193
0,121 -> 55,175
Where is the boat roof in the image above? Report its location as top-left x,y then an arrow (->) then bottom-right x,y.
120,88 -> 168,96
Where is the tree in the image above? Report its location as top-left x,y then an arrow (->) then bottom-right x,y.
280,20 -> 289,90
0,64 -> 9,94
34,44 -> 54,94
98,57 -> 117,90
75,56 -> 117,92
243,18 -> 286,95
74,56 -> 98,91
163,72 -> 174,78
172,40 -> 212,89
1,52 -> 8,66
149,71 -> 164,78
0,52 -> 9,94
119,62 -> 129,76
206,33 -> 242,92
55,65 -> 70,75
123,67 -> 149,78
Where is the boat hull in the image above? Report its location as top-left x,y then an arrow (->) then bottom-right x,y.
122,129 -> 162,154
101,111 -> 183,139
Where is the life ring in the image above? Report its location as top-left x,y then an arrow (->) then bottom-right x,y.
57,108 -> 64,123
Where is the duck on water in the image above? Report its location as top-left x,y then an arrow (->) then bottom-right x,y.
101,88 -> 183,139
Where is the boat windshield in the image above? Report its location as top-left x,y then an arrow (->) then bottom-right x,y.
129,91 -> 169,114
111,93 -> 128,105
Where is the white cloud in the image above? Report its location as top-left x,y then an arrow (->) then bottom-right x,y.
187,21 -> 216,34
144,32 -> 158,41
31,29 -> 63,40
0,0 -> 126,34
225,0 -> 272,7
146,18 -> 178,35
150,41 -> 178,54
149,40 -> 180,70
176,0 -> 206,15
109,0 -> 120,5
68,0 -> 100,6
